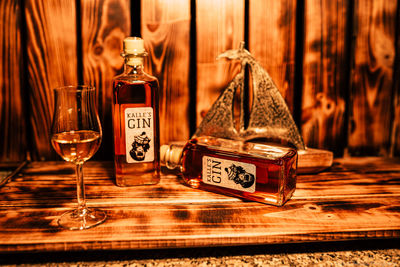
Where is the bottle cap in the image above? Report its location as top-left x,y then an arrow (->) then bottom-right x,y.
123,37 -> 147,56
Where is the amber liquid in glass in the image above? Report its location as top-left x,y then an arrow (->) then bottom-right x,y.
51,130 -> 101,164
179,137 -> 297,206
112,74 -> 160,186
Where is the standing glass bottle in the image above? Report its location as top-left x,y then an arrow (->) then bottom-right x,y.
112,37 -> 160,186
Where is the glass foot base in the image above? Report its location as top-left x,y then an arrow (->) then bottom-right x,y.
58,208 -> 106,230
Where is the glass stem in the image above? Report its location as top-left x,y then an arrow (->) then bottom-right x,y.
75,162 -> 87,214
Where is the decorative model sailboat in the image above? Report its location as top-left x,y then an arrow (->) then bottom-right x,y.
194,42 -> 333,173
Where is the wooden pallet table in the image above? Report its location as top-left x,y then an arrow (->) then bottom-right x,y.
0,158 -> 399,252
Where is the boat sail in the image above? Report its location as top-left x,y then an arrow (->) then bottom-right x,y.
194,42 -> 305,149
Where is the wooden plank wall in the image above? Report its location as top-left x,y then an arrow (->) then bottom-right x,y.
81,0 -> 131,159
394,2 -> 400,157
196,0 -> 244,125
0,0 -> 399,162
0,0 -> 26,162
25,0 -> 78,161
349,0 -> 398,156
141,0 -> 190,145
249,0 -> 297,112
301,0 -> 349,156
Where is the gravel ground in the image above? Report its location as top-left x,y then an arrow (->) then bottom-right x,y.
7,249 -> 400,267
1,240 -> 399,266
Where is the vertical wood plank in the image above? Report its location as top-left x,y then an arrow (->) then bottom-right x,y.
392,82 -> 400,156
249,0 -> 297,112
391,2 -> 400,157
141,0 -> 191,144
301,0 -> 349,156
81,0 -> 131,159
25,0 -> 78,160
0,0 -> 26,161
196,0 -> 244,126
348,0 -> 397,156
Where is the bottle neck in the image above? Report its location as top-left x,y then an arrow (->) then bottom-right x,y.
123,55 -> 144,74
160,144 -> 184,170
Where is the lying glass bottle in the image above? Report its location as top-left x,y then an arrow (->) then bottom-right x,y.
160,136 -> 298,206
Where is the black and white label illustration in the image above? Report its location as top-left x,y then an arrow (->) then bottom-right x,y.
202,156 -> 256,193
125,107 -> 154,163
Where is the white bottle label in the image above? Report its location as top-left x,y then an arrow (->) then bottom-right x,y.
202,156 -> 256,193
124,107 -> 154,163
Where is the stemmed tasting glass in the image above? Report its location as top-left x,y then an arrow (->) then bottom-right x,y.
51,85 -> 106,230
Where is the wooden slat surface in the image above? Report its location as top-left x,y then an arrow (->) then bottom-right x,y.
141,0 -> 191,144
301,0 -> 349,156
348,0 -> 397,156
0,158 -> 399,252
25,0 -> 78,160
0,0 -> 26,162
81,0 -> 131,159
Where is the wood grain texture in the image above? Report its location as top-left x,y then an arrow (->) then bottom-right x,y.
0,0 -> 26,161
25,0 -> 78,160
0,158 -> 399,252
392,78 -> 400,156
81,0 -> 130,159
196,0 -> 244,126
301,0 -> 349,156
348,0 -> 397,156
297,148 -> 333,174
141,0 -> 191,144
2,1 -> 400,163
391,4 -> 400,157
249,0 -> 297,111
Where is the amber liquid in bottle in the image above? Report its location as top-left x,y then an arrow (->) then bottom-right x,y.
112,37 -> 160,186
162,136 -> 297,206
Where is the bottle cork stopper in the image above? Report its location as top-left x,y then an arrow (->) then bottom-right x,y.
160,144 -> 184,170
123,37 -> 146,55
